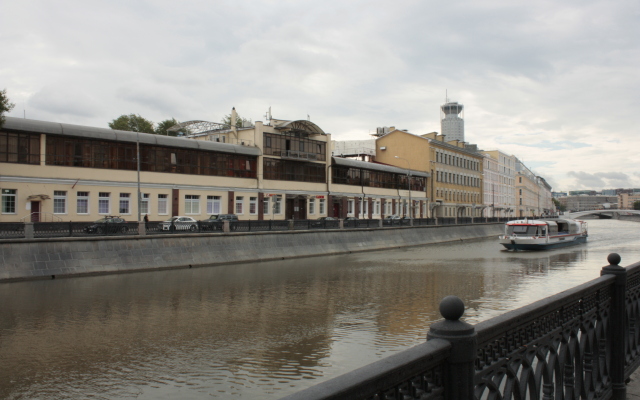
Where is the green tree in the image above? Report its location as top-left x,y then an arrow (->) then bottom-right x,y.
633,201 -> 640,210
221,113 -> 252,128
109,114 -> 155,133
155,118 -> 180,136
0,88 -> 16,129
552,198 -> 566,212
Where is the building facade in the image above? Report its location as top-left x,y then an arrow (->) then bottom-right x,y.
0,115 -> 429,223
375,129 -> 483,218
480,150 -> 516,218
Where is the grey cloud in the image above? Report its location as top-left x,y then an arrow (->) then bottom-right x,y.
567,171 -> 632,189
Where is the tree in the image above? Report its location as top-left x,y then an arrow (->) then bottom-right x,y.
633,201 -> 640,210
221,113 -> 252,128
155,118 -> 180,136
109,114 -> 155,133
552,198 -> 566,212
0,88 -> 16,129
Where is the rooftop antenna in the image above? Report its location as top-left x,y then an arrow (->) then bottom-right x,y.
307,114 -> 310,121
445,89 -> 448,103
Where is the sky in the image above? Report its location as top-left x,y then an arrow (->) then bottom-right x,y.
1,0 -> 639,191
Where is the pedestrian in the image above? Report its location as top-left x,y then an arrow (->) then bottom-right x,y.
143,214 -> 149,229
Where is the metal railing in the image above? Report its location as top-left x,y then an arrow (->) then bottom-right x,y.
0,217 -> 513,239
282,254 -> 638,400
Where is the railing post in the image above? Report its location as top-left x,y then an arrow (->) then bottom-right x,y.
339,219 -> 344,229
288,219 -> 294,230
223,221 -> 230,233
427,295 -> 477,399
24,222 -> 34,239
601,253 -> 626,400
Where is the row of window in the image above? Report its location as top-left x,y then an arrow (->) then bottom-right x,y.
0,132 -> 40,164
344,198 -> 428,217
263,159 -> 326,183
436,170 -> 481,187
1,189 -> 290,217
435,189 -> 481,203
332,166 -> 426,191
263,133 -> 326,161
436,150 -> 479,171
45,135 -> 258,179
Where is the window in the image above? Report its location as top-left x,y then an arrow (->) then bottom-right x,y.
309,198 -> 315,214
235,196 -> 244,214
54,191 -> 67,214
249,197 -> 258,215
263,197 -> 270,215
77,192 -> 89,214
0,132 -> 40,164
99,192 -> 110,214
185,195 -> 200,214
1,189 -> 16,214
140,193 -> 150,215
158,194 -> 168,215
319,198 -> 325,215
119,193 -> 131,214
207,196 -> 221,215
274,196 -> 282,214
347,199 -> 354,215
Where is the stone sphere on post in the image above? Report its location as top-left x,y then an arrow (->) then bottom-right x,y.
439,295 -> 465,321
608,253 -> 621,266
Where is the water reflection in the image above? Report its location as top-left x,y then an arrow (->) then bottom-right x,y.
1,220 -> 639,399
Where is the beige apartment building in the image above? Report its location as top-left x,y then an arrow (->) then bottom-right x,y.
618,193 -> 640,209
375,129 -> 483,218
480,150 -> 516,218
0,114 -> 429,223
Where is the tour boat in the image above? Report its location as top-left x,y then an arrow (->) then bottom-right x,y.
499,218 -> 588,251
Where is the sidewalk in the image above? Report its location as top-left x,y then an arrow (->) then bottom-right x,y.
629,367 -> 640,398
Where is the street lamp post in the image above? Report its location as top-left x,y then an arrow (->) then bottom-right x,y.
395,156 -> 412,222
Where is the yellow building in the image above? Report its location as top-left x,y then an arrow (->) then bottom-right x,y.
1,114 -> 428,222
375,129 -> 483,218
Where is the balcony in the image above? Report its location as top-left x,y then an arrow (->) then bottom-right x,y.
278,150 -> 320,161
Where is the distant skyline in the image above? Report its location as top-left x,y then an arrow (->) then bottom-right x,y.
2,0 -> 638,191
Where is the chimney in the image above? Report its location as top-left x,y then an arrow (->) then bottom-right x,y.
231,107 -> 238,128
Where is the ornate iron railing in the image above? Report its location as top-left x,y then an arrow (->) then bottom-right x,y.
1,217 -> 501,239
282,254 -> 639,400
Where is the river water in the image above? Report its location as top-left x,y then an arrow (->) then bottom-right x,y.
1,219 -> 639,399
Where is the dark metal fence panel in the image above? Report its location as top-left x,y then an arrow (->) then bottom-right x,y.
280,340 -> 451,400
625,261 -> 640,376
293,220 -> 310,230
474,274 -> 615,400
34,222 -> 70,238
0,222 -> 24,238
439,218 -> 455,225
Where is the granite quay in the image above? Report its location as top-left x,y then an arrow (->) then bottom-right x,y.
282,253 -> 640,400
0,222 -> 503,282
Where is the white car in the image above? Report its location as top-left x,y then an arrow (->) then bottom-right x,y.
160,216 -> 198,231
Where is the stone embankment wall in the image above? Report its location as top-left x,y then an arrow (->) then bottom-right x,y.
0,224 -> 503,282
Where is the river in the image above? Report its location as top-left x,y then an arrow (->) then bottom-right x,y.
1,219 -> 639,399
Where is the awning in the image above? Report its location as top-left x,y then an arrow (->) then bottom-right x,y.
27,194 -> 51,201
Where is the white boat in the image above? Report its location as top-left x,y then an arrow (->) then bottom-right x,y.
499,218 -> 588,251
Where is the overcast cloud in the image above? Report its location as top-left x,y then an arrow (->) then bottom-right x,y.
2,0 -> 638,191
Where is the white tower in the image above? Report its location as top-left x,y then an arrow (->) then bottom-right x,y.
440,100 -> 464,142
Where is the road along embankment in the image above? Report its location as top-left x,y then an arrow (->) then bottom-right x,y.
0,223 -> 503,282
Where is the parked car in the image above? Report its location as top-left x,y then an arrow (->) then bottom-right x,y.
199,214 -> 239,231
344,217 -> 359,221
159,216 -> 198,231
310,216 -> 337,228
84,216 -> 129,234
